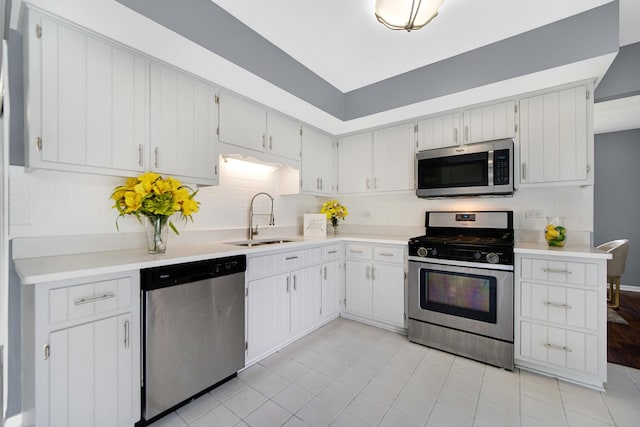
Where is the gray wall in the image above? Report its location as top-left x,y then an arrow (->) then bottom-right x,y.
594,129 -> 640,288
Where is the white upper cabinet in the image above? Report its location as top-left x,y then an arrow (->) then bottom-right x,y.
25,10 -> 148,176
417,101 -> 516,151
519,85 -> 592,186
373,123 -> 415,192
149,63 -> 219,185
337,132 -> 373,194
338,123 -> 414,194
218,92 -> 301,161
462,101 -> 516,144
417,113 -> 461,151
301,126 -> 335,195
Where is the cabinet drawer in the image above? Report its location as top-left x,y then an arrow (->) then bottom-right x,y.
49,276 -> 134,325
248,248 -> 322,280
519,321 -> 598,375
374,246 -> 405,264
519,258 -> 598,287
322,244 -> 342,261
346,244 -> 372,260
520,281 -> 598,330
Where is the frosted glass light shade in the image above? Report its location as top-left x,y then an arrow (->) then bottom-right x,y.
375,0 -> 445,31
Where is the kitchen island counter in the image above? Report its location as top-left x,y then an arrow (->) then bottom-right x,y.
515,242 -> 612,260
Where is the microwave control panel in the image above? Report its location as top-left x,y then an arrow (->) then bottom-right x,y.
493,149 -> 511,185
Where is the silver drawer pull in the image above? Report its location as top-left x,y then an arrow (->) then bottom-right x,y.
544,343 -> 572,352
124,320 -> 130,349
379,253 -> 394,257
544,302 -> 572,310
74,293 -> 115,305
543,268 -> 572,274
350,250 -> 364,254
285,256 -> 299,260
328,250 -> 338,254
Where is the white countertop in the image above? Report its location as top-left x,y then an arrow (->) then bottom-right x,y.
514,242 -> 612,259
13,234 -> 411,285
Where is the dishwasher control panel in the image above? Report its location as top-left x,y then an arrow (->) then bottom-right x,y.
141,255 -> 246,290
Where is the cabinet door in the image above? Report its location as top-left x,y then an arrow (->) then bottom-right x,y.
301,127 -> 335,194
246,274 -> 290,360
519,86 -> 589,185
149,63 -> 218,185
373,123 -> 415,192
290,266 -> 322,336
218,92 -> 267,152
338,133 -> 373,194
321,260 -> 342,322
462,101 -> 516,144
36,16 -> 147,173
417,113 -> 460,150
267,112 -> 301,160
372,263 -> 405,327
49,314 -> 135,427
345,260 -> 373,316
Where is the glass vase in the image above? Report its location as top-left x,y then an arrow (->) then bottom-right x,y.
330,218 -> 339,235
145,215 -> 169,254
544,216 -> 567,247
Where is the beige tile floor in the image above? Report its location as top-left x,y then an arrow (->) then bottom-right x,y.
151,318 -> 640,427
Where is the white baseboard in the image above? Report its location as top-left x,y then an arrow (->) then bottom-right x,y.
620,285 -> 640,293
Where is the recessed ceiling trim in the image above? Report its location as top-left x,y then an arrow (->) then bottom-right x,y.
117,0 -> 618,123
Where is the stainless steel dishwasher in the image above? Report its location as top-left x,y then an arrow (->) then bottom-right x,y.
140,255 -> 246,425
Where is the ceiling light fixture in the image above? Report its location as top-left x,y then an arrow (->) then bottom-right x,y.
375,0 -> 444,32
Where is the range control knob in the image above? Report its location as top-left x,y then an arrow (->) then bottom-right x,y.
417,247 -> 428,257
486,253 -> 500,264
473,251 -> 482,260
430,248 -> 438,257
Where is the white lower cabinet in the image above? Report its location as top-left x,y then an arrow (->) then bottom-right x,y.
515,252 -> 607,389
22,271 -> 140,427
343,243 -> 406,331
246,246 -> 332,363
321,244 -> 344,323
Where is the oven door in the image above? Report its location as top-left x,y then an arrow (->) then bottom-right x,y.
408,260 -> 513,342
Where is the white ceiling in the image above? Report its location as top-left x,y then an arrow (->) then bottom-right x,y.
212,0 -> 639,93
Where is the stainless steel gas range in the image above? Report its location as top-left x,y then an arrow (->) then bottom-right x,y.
407,211 -> 515,370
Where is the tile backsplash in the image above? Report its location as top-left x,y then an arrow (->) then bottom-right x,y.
9,163 -> 593,250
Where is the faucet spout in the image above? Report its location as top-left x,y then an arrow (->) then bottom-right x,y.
249,192 -> 275,240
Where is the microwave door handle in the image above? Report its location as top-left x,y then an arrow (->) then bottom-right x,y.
488,150 -> 494,186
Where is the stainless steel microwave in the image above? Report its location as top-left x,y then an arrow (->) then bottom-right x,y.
415,139 -> 514,198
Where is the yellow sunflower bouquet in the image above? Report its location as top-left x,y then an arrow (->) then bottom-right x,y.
111,172 -> 199,237
320,200 -> 349,229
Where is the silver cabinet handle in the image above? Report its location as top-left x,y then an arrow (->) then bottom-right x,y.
374,178 -> 379,190
366,178 -> 370,190
138,144 -> 143,166
293,275 -> 297,291
286,276 -> 290,293
379,253 -> 394,257
74,292 -> 115,305
371,267 -> 376,280
154,147 -> 159,168
544,302 -> 573,310
323,266 -> 327,280
317,178 -> 320,190
464,125 -> 469,142
544,343 -> 572,352
366,266 -> 371,279
328,250 -> 338,254
522,163 -> 526,180
544,268 -> 572,275
349,250 -> 364,254
262,133 -> 266,149
124,320 -> 130,349
453,128 -> 458,144
43,344 -> 50,360
269,135 -> 273,150
285,256 -> 299,260
320,178 -> 323,190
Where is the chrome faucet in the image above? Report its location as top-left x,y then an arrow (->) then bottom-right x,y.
249,192 -> 275,240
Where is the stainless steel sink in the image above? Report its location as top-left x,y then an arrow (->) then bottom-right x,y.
225,238 -> 295,247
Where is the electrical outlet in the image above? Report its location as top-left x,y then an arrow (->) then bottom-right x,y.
525,210 -> 543,219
